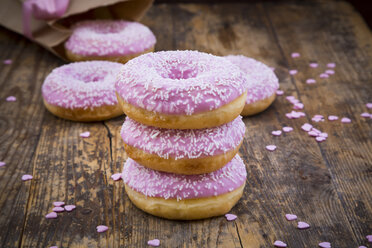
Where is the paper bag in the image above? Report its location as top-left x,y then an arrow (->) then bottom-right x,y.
0,0 -> 153,60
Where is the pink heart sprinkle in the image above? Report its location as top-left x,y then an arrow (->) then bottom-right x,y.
266,145 -> 277,151
22,174 -> 33,181
291,52 -> 300,58
285,113 -> 293,119
225,213 -> 237,221
319,132 -> 328,138
111,173 -> 122,181
53,201 -> 65,207
293,103 -> 304,110
359,246 -> 367,248
316,136 -> 327,142
325,69 -> 335,75
282,127 -> 293,133
49,246 -> 58,248
53,207 -> 65,212
297,111 -> 306,117
297,221 -> 310,229
286,96 -> 296,101
301,123 -> 313,132
6,96 -> 16,102
96,225 -> 109,233
319,73 -> 329,78
274,240 -> 287,247
147,239 -> 160,247
3,59 -> 12,65
311,128 -> 321,134
289,111 -> 305,119
289,99 -> 300,105
312,117 -> 324,122
0,161 -> 5,167
367,103 -> 372,109
45,212 -> 58,219
289,69 -> 298,75
309,63 -> 318,68
276,90 -> 284,96
306,78 -> 316,84
366,235 -> 372,242
80,131 -> 90,138
319,242 -> 331,248
285,214 -> 297,221
327,63 -> 336,68
272,130 -> 282,136
286,111 -> 303,119
361,112 -> 370,118
308,130 -> 319,137
64,205 -> 76,212
341,117 -> 351,123
328,115 -> 338,121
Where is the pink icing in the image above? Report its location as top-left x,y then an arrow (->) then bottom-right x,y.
65,20 -> 156,57
115,51 -> 248,115
42,61 -> 122,109
121,116 -> 245,160
224,55 -> 279,104
123,155 -> 247,200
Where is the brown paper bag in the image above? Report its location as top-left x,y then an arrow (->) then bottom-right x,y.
0,0 -> 153,60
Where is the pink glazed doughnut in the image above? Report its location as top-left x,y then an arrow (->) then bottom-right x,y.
225,55 -> 279,116
42,61 -> 123,121
121,116 -> 245,175
123,155 -> 247,220
115,50 -> 249,129
65,20 -> 156,63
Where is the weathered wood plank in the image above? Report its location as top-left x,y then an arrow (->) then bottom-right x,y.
0,29 -> 63,247
264,0 -> 372,245
19,116 -> 115,247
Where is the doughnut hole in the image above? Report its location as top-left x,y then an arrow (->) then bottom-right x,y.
159,63 -> 199,80
78,72 -> 108,83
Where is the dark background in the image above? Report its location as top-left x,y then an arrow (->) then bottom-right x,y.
348,0 -> 372,28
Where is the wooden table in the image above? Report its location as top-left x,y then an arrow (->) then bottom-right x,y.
1,1 -> 371,247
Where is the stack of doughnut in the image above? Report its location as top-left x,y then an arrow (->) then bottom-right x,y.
41,20 -> 156,121
116,50 -> 250,220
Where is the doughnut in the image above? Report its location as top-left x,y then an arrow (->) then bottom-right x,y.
115,50 -> 249,129
121,116 -> 245,175
42,61 -> 123,121
65,20 -> 156,64
224,55 -> 279,116
122,155 -> 246,220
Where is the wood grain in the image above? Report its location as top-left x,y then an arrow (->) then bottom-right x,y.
0,1 -> 371,248
0,29 -> 63,247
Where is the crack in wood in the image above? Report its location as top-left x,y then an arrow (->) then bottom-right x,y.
102,121 -> 113,162
234,222 -> 244,248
